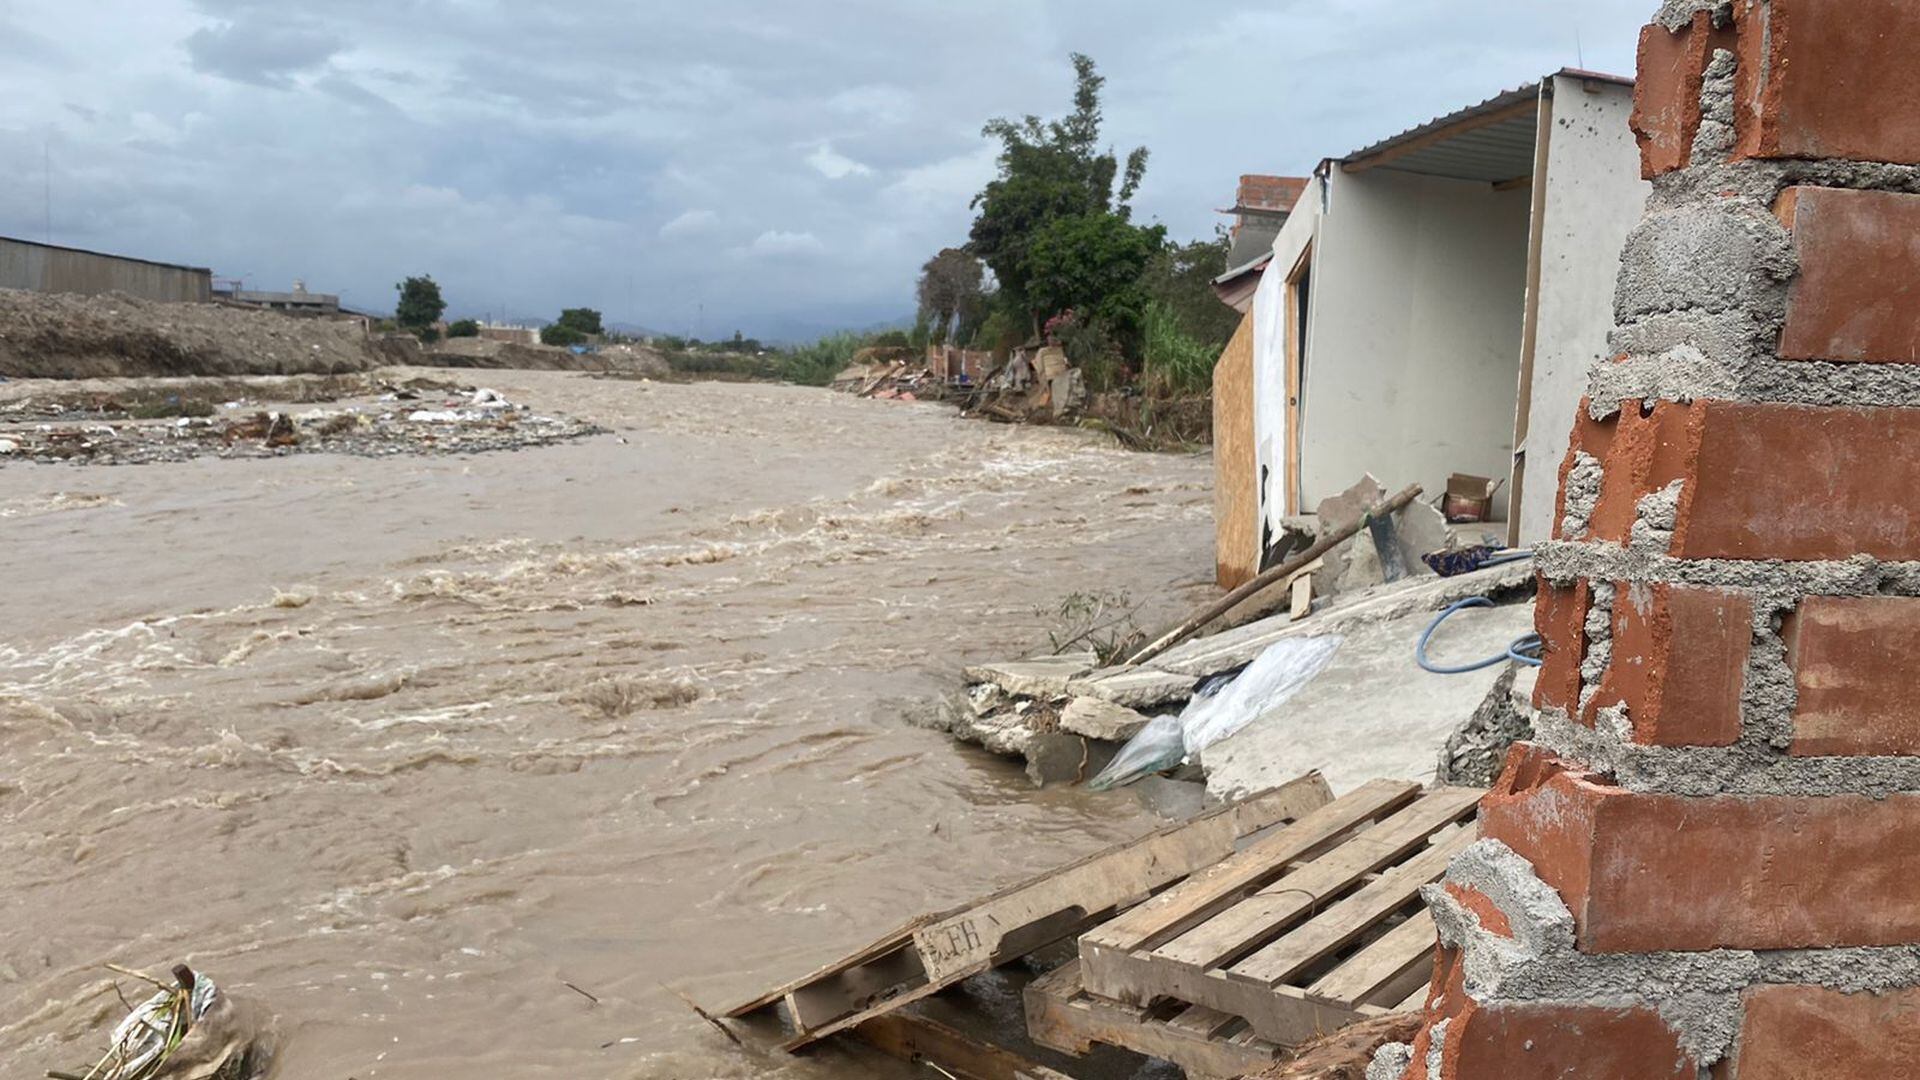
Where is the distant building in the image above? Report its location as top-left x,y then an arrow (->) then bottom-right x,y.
1211,176 -> 1310,312
478,322 -> 540,346
0,235 -> 212,303
216,280 -> 341,315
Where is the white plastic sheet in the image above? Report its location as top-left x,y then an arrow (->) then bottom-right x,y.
1087,634 -> 1344,790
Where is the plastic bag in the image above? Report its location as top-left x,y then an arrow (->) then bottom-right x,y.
1087,713 -> 1185,791
1180,634 -> 1343,753
1087,635 -> 1342,791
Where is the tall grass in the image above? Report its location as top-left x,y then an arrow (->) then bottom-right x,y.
778,330 -> 867,386
1139,301 -> 1219,395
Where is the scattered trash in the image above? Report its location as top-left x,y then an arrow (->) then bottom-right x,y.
1442,473 -> 1503,524
49,964 -> 273,1080
1422,545 -> 1532,578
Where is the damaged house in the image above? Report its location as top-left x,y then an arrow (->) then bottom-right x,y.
1214,70 -> 1649,589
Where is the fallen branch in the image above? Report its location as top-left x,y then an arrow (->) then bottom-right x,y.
1121,484 -> 1423,667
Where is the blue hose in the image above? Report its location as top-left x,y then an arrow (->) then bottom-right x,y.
1417,597 -> 1544,673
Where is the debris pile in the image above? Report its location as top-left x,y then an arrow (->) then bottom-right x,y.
428,336 -> 671,376
0,381 -> 603,466
52,964 -> 274,1080
943,479 -> 1536,796
722,774 -> 1481,1080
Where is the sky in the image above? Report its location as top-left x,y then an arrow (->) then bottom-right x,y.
0,1 -> 1656,342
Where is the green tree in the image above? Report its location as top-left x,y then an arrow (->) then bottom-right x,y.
1141,233 -> 1240,351
394,275 -> 446,336
541,323 -> 587,347
1022,211 -> 1166,347
447,318 -> 480,338
555,308 -> 604,337
968,53 -> 1148,322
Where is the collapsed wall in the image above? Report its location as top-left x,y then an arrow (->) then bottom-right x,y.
1379,2 -> 1920,1076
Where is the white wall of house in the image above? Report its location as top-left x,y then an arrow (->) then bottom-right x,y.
1296,168 -> 1532,518
1253,172 -> 1325,546
1512,77 -> 1650,543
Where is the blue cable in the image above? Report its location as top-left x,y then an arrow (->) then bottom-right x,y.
1417,597 -> 1544,673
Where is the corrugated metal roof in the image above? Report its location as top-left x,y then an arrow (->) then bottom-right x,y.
1336,69 -> 1632,184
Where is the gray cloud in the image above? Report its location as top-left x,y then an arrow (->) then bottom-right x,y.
1,0 -> 1656,341
183,18 -> 345,87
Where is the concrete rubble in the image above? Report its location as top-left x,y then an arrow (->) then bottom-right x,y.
0,374 -> 603,465
955,554 -> 1538,792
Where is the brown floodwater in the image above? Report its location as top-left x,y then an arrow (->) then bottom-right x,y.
0,370 -> 1216,1079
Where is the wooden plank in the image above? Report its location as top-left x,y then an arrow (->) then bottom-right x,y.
1024,960 -> 1284,1080
1289,573 -> 1314,621
729,773 -> 1335,1049
1082,779 -> 1417,960
1307,909 -> 1438,1009
855,1011 -> 1076,1080
1153,788 -> 1482,971
1230,827 -> 1477,985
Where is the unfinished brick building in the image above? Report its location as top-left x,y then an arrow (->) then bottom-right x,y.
1376,1 -> 1920,1076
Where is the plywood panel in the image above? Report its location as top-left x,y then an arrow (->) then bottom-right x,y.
1213,311 -> 1259,589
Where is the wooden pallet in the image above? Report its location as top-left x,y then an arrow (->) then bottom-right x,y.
856,1012 -> 1076,1080
1077,781 -> 1482,1046
723,772 -> 1335,1050
1026,959 -> 1286,1080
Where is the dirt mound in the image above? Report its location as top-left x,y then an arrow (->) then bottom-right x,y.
427,337 -> 670,376
0,288 -> 409,379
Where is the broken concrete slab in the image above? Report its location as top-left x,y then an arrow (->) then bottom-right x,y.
1152,559 -> 1535,680
1199,599 -> 1537,798
1312,476 -> 1389,597
960,652 -> 1096,699
1065,666 -> 1197,710
1059,696 -> 1153,742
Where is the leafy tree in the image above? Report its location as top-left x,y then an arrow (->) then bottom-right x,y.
394,275 -> 446,335
1141,233 -> 1240,351
447,318 -> 480,338
1022,211 -> 1166,347
555,308 -> 604,337
541,323 -> 588,347
968,53 -> 1149,322
916,248 -> 987,345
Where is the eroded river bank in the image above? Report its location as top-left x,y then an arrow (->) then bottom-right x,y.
0,369 -> 1215,1078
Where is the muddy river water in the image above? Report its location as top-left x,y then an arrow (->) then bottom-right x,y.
0,370 -> 1216,1078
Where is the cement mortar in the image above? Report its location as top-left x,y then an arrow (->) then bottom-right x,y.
1690,49 -> 1739,163
1655,0 -> 1731,31
1367,1042 -> 1415,1080
1560,451 -> 1603,537
1613,199 -> 1795,323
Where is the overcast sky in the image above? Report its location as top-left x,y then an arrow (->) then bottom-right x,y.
0,1 -> 1656,341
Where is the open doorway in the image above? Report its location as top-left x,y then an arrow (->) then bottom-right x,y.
1283,244 -> 1313,516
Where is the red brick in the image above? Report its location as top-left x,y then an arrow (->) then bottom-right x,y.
1482,745 -> 1920,953
1587,401 -> 1700,544
1670,402 -> 1920,561
1532,576 -> 1589,714
1730,0 -> 1920,167
1438,1001 -> 1698,1080
1630,12 -> 1729,178
1731,985 -> 1920,1079
1785,596 -> 1920,756
1588,583 -> 1750,746
1778,187 -> 1920,363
